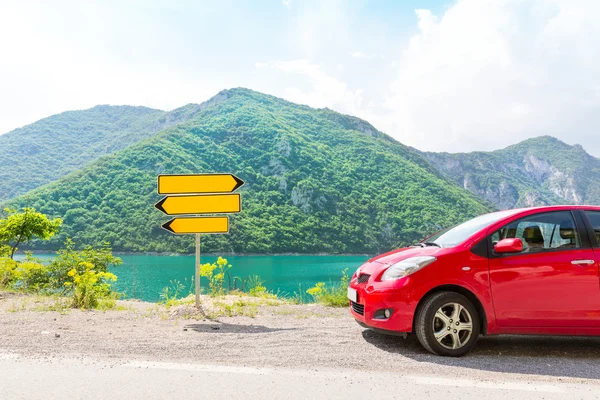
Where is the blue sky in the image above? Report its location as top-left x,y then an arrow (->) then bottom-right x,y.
1,0 -> 599,155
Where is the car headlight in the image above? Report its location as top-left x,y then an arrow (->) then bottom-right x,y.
381,256 -> 437,281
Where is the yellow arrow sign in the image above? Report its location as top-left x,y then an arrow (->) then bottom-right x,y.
157,174 -> 244,194
162,216 -> 229,234
154,193 -> 241,215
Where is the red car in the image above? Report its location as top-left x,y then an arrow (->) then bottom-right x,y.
348,206 -> 600,356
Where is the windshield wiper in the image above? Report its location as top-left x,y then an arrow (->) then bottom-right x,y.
412,242 -> 441,248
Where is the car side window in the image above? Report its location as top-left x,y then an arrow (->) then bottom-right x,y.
492,211 -> 580,254
584,211 -> 600,245
491,231 -> 500,245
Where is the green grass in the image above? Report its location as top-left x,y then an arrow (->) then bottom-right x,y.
306,268 -> 350,307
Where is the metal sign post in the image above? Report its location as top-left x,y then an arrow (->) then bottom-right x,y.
155,173 -> 244,311
195,233 -> 201,309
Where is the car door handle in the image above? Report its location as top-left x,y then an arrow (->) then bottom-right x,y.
571,259 -> 596,266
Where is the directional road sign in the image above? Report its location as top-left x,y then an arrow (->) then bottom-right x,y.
158,174 -> 244,195
161,216 -> 229,234
154,172 -> 243,311
154,193 -> 241,215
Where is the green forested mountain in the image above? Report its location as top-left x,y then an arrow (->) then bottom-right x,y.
420,136 -> 600,209
2,89 -> 490,254
0,101 -> 215,202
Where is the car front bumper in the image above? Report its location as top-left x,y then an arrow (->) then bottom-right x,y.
349,281 -> 417,334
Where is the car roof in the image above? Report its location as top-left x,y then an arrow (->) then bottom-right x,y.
504,205 -> 600,214
478,205 -> 600,222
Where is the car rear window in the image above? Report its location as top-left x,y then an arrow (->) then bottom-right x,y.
584,211 -> 600,245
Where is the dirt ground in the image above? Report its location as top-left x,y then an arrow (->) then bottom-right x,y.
2,290 -> 600,384
0,290 -> 375,369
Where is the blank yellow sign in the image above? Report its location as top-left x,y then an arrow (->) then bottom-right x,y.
155,193 -> 241,215
158,174 -> 244,194
162,217 -> 229,234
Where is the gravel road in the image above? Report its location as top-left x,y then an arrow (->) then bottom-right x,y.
1,291 -> 600,393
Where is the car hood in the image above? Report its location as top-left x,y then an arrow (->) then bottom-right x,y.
358,246 -> 444,276
370,246 -> 443,264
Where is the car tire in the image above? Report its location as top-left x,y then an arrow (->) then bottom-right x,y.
415,291 -> 480,357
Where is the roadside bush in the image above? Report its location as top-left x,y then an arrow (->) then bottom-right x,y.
198,258 -> 280,300
291,284 -> 307,305
64,262 -> 117,309
306,268 -> 350,307
0,238 -> 121,310
0,256 -> 49,291
159,279 -> 189,307
159,267 -> 281,315
199,256 -> 231,296
0,257 -> 18,287
244,275 -> 271,298
48,238 -> 122,291
13,261 -> 50,292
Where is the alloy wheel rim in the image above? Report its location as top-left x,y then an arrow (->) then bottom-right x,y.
432,302 -> 473,350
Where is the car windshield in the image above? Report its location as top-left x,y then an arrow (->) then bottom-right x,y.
425,209 -> 521,248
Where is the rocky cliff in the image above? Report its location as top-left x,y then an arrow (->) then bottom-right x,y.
420,136 -> 600,209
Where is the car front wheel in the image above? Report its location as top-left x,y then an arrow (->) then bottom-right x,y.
415,291 -> 480,357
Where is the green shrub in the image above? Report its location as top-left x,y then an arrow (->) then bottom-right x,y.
54,240 -> 121,309
64,262 -> 117,309
246,275 -> 278,299
159,279 -> 188,307
0,238 -> 122,310
14,261 -> 50,292
199,256 -> 231,296
48,238 -> 121,291
0,257 -> 50,291
290,284 -> 307,304
306,268 -> 350,307
0,257 -> 18,287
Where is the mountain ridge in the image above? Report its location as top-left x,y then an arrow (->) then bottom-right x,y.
4,88 -> 599,253
420,135 -> 600,209
0,96 -> 234,203
3,88 -> 490,254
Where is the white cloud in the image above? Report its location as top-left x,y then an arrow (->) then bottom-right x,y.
350,51 -> 371,58
3,0 -> 600,157
256,0 -> 600,156
381,0 -> 600,154
0,2 -> 239,135
288,1 -> 353,59
282,0 -> 292,8
256,59 -> 365,117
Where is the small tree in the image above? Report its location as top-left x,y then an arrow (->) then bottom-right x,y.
0,244 -> 10,257
0,208 -> 62,259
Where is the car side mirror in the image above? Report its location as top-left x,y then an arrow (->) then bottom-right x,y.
494,238 -> 524,254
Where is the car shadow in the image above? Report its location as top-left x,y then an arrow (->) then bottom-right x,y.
184,321 -> 298,334
362,329 -> 600,380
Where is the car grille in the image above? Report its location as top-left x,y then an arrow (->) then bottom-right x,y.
357,273 -> 371,284
351,301 -> 364,316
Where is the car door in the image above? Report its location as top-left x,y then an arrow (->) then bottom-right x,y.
488,210 -> 600,327
581,209 -> 600,283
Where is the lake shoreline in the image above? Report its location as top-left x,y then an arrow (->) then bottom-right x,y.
18,250 -> 374,257
13,254 -> 369,303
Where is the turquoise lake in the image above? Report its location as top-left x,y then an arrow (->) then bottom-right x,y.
23,254 -> 371,302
